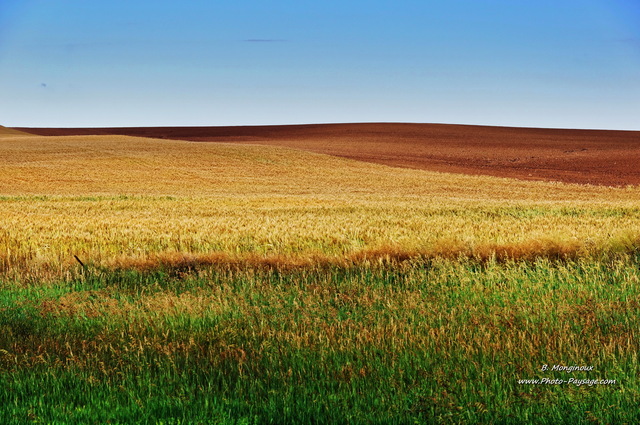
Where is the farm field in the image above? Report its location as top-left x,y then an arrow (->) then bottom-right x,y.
22,122 -> 640,186
1,127 -> 640,424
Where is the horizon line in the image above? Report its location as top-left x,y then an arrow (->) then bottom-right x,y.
8,121 -> 640,133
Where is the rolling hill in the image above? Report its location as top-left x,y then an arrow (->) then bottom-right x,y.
17,122 -> 640,186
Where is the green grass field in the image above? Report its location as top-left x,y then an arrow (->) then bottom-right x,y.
1,133 -> 639,424
2,258 -> 639,424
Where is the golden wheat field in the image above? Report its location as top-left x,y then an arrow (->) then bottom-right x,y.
1,132 -> 639,278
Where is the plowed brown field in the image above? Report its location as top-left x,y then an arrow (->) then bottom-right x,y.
18,123 -> 640,186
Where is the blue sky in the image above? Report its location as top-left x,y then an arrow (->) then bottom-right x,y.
0,0 -> 639,129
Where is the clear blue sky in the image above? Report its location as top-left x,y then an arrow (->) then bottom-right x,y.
1,0 -> 639,129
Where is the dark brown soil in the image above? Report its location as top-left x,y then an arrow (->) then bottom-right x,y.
17,123 -> 640,186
